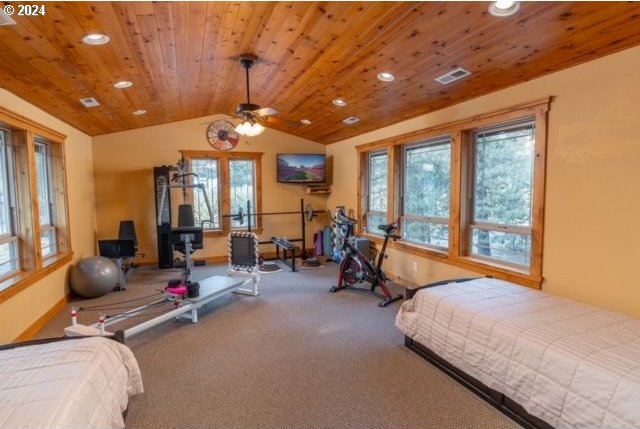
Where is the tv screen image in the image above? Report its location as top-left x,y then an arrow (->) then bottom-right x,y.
277,154 -> 326,184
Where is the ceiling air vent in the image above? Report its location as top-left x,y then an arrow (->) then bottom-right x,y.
435,67 -> 471,85
0,9 -> 17,26
342,116 -> 360,125
79,97 -> 100,108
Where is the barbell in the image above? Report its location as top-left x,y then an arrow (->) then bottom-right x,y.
222,203 -> 322,226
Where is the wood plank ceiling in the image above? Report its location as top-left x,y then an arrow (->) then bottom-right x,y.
1,1 -> 640,144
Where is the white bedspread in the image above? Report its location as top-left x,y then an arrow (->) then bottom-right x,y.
396,277 -> 640,429
0,337 -> 143,429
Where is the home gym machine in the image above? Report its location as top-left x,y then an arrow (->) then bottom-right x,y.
154,157 -> 229,297
154,157 -> 214,270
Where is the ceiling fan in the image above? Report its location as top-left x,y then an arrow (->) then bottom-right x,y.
234,54 -> 308,136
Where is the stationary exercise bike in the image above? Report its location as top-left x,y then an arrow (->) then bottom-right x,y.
329,214 -> 403,307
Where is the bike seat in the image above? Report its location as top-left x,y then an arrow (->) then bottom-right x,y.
378,223 -> 397,234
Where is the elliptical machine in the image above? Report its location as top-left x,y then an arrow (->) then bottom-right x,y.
330,214 -> 403,307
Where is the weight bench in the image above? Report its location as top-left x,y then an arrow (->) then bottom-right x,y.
272,237 -> 301,272
98,238 -> 136,291
98,220 -> 139,290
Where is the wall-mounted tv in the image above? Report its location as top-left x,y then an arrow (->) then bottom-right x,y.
277,153 -> 326,184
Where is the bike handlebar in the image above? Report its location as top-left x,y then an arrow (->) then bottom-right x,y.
333,216 -> 401,239
333,214 -> 358,226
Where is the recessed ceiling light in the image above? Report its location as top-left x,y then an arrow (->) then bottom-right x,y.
132,109 -> 147,116
114,80 -> 133,89
82,33 -> 111,45
488,0 -> 521,17
377,72 -> 395,82
0,9 -> 17,26
332,98 -> 347,107
300,119 -> 312,125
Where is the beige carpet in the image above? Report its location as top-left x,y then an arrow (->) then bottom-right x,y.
38,261 -> 520,429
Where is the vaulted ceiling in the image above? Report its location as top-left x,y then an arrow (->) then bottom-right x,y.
1,1 -> 640,144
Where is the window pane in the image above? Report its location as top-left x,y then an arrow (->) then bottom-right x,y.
403,138 -> 451,247
402,219 -> 449,248
192,159 -> 220,229
41,228 -> 56,258
367,151 -> 387,234
35,141 -> 58,257
230,160 -> 255,229
367,213 -> 387,234
471,228 -> 531,266
404,141 -> 450,218
34,143 -> 52,226
0,240 -> 19,278
474,125 -> 534,226
0,134 -> 10,236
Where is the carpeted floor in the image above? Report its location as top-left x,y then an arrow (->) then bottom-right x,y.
38,261 -> 520,429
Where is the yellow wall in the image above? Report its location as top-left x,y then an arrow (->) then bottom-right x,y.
0,89 -> 96,343
328,45 -> 640,317
92,116 -> 328,264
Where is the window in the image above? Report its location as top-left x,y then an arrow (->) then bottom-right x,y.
357,98 -> 549,286
365,150 -> 388,235
0,106 -> 72,299
182,151 -> 262,234
470,122 -> 535,267
402,137 -> 451,249
192,158 -> 220,229
0,129 -> 19,279
35,140 -> 57,259
229,159 -> 256,229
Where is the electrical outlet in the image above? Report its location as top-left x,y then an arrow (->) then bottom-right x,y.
412,261 -> 418,272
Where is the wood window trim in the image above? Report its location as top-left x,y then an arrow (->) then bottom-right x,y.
0,108 -> 72,303
356,97 -> 551,288
180,150 -> 264,235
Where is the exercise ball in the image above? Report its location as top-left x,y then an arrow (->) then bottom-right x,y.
70,256 -> 119,298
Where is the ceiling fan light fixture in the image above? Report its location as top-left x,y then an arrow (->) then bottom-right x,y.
82,33 -> 111,45
488,0 -> 521,17
235,120 -> 265,137
377,72 -> 395,82
333,98 -> 347,107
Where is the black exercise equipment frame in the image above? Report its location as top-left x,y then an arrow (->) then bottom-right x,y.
329,215 -> 403,307
225,198 -> 322,262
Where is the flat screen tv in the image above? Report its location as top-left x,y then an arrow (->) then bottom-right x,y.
277,154 -> 326,184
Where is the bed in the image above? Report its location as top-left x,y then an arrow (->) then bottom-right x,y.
0,336 -> 143,429
395,277 -> 640,429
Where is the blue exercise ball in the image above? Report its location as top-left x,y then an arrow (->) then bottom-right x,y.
70,256 -> 119,298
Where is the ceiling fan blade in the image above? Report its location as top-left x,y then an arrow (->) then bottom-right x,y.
265,116 -> 309,129
253,106 -> 279,116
